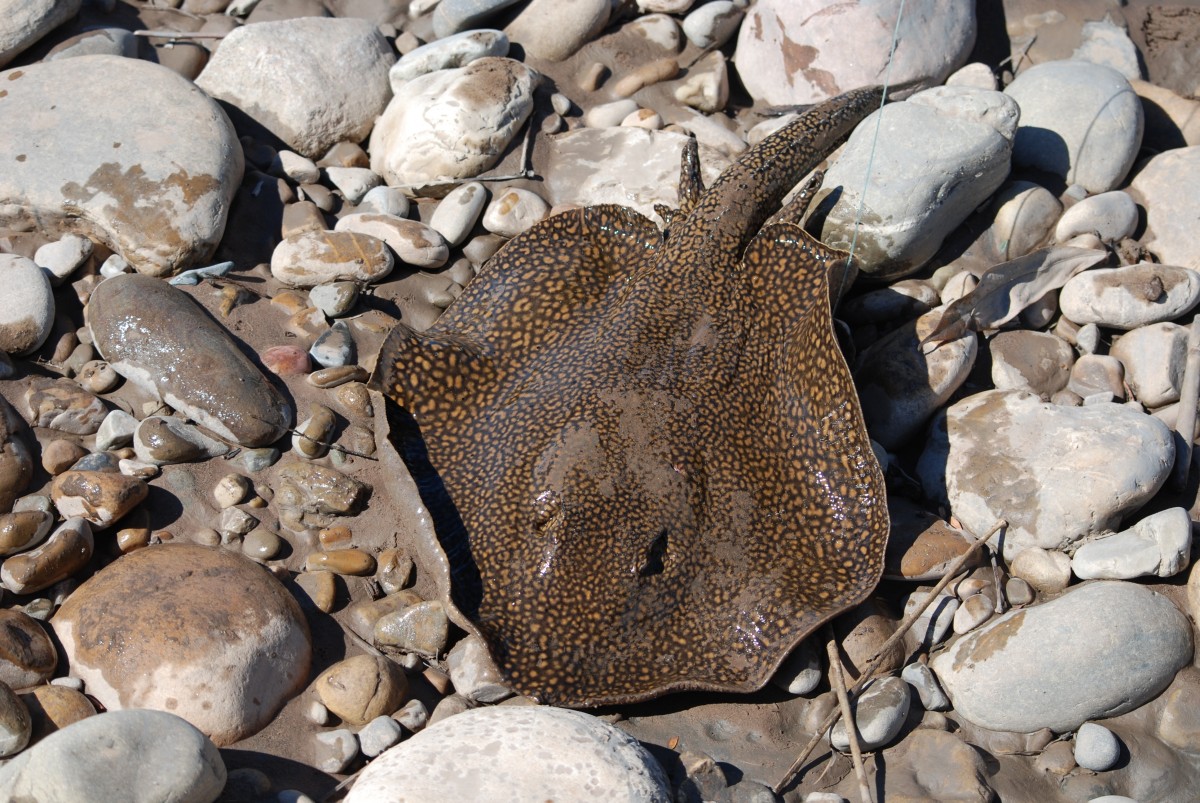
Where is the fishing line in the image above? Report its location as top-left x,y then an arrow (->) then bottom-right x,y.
842,0 -> 907,285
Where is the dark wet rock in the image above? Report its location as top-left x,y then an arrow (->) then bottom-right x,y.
88,274 -> 292,447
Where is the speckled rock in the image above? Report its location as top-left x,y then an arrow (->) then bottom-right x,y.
919,390 -> 1174,557
813,86 -> 1017,279
931,581 -> 1192,732
1059,263 -> 1200,330
0,710 -> 226,801
0,0 -> 82,67
388,29 -> 509,91
0,56 -> 242,276
196,17 -> 394,159
88,274 -> 293,447
370,58 -> 537,192
0,254 -> 54,356
52,544 -> 312,745
1129,145 -> 1200,268
346,706 -> 671,803
0,608 -> 56,688
733,0 -> 975,105
1005,60 -> 1143,193
855,306 -> 978,450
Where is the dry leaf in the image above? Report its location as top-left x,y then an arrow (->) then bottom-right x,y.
924,246 -> 1109,345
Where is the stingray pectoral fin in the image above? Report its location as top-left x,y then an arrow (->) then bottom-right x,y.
375,320 -> 495,421
431,204 -> 662,353
743,222 -> 889,643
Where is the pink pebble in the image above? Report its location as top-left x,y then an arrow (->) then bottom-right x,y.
262,345 -> 311,376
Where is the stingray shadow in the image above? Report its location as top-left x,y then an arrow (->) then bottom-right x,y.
383,396 -> 484,621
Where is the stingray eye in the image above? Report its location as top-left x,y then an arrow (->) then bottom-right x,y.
532,489 -> 561,526
637,529 -> 669,577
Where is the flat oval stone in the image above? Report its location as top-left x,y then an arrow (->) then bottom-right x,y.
1071,506 -> 1192,580
88,274 -> 293,447
0,510 -> 53,557
20,684 -> 96,742
345,706 -> 671,803
829,675 -> 910,751
0,710 -> 226,801
1059,263 -> 1200,330
51,544 -> 312,745
931,581 -> 1192,733
334,214 -> 449,268
0,56 -> 243,276
271,230 -> 394,287
429,182 -> 487,247
918,390 -> 1174,557
816,86 -> 1018,279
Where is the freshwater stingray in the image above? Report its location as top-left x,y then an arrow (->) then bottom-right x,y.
377,86 -> 890,707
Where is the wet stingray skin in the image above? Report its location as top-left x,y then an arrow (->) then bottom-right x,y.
378,86 -> 890,707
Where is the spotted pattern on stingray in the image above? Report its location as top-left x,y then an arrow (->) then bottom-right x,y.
377,86 -> 890,707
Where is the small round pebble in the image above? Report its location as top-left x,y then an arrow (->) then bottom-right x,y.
482,188 -> 550,238
314,727 -> 358,774
75,361 -> 119,394
214,473 -> 251,508
358,714 -> 403,758
314,654 -> 408,726
243,528 -> 284,560
1074,722 -> 1122,771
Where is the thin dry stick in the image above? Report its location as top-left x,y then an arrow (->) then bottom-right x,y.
1170,314 -> 1200,492
772,518 -> 1007,794
826,632 -> 873,803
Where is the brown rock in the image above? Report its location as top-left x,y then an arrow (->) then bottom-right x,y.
884,497 -> 982,581
0,680 -> 31,757
374,601 -> 450,659
1,518 -> 94,595
0,510 -> 54,557
51,544 -> 312,745
0,609 -> 57,688
40,439 -> 88,476
305,548 -> 376,576
20,684 -> 96,743
314,654 -> 409,726
273,460 -> 369,530
23,378 -> 107,435
832,597 -> 903,681
0,398 -> 33,512
50,471 -> 148,528
293,570 -> 337,613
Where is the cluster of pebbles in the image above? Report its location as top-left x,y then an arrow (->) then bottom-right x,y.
1,0 -> 1200,801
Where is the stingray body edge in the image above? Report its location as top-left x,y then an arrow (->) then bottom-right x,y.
376,88 -> 891,708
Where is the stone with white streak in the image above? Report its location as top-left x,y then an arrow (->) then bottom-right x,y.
196,17 -> 394,159
1072,507 -> 1192,580
334,214 -> 449,268
918,390 -> 1174,557
388,29 -> 509,92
